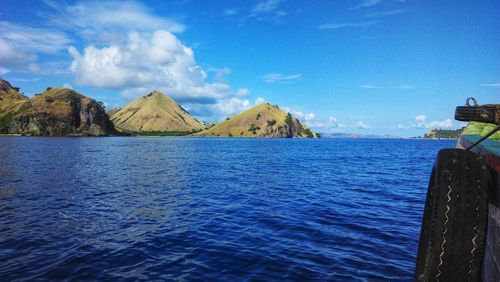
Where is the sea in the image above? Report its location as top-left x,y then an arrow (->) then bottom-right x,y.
0,137 -> 455,281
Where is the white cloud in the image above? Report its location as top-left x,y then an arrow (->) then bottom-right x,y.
224,9 -> 238,16
358,84 -> 412,89
0,0 -> 258,123
351,0 -> 383,10
480,83 -> 500,88
283,108 -> 303,119
305,113 -> 315,121
366,9 -> 407,17
62,83 -> 73,89
209,67 -> 232,82
236,88 -> 251,97
415,115 -> 426,124
27,63 -> 42,73
328,117 -> 346,129
184,97 -> 252,122
305,116 -> 346,130
0,38 -> 26,65
427,119 -> 454,129
319,21 -> 377,30
44,0 -> 185,40
251,0 -> 283,14
283,108 -> 346,131
262,73 -> 302,83
0,22 -> 71,68
357,121 -> 370,129
255,97 -> 266,105
7,77 -> 40,82
249,0 -> 287,23
412,115 -> 454,129
69,30 -> 233,103
213,98 -> 251,116
0,67 -> 10,75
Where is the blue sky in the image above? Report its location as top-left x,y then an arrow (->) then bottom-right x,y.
0,0 -> 499,136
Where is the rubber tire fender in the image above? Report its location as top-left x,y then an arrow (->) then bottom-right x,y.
415,148 -> 490,282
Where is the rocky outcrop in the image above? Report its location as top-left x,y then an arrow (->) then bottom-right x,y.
258,117 -> 308,138
0,82 -> 116,136
13,89 -> 115,136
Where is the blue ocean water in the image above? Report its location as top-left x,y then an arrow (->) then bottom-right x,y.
0,137 -> 454,281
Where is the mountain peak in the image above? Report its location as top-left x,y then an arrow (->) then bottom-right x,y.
111,91 -> 205,132
145,90 -> 165,98
195,102 -> 317,138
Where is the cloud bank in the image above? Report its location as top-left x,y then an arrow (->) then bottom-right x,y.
69,30 -> 234,103
413,115 -> 454,129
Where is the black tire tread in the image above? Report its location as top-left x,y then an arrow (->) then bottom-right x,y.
415,148 -> 490,282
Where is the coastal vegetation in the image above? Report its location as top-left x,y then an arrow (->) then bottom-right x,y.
423,129 -> 462,139
302,128 -> 315,138
0,112 -> 14,133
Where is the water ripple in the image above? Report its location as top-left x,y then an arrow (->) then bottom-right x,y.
0,137 -> 454,281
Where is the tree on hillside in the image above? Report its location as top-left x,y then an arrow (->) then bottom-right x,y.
285,113 -> 293,125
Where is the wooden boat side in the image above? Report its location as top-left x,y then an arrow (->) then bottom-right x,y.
457,134 -> 500,282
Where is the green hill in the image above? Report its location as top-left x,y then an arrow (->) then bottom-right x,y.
423,128 -> 462,139
0,78 -> 115,136
195,103 -> 317,138
111,91 -> 205,134
0,78 -> 29,132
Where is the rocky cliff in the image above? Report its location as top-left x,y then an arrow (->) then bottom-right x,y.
0,79 -> 115,136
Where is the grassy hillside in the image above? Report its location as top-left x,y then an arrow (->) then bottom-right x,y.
195,103 -> 317,138
0,78 -> 29,132
22,88 -> 94,117
111,91 -> 205,133
106,108 -> 121,117
423,128 -> 462,139
0,79 -> 29,114
0,83 -> 115,136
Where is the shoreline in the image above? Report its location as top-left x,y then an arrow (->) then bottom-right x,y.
0,134 -> 458,140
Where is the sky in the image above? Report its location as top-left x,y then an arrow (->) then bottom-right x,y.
0,0 -> 499,137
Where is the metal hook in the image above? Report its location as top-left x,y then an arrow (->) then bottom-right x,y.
466,97 -> 478,107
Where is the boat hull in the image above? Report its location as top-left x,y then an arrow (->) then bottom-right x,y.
458,135 -> 500,282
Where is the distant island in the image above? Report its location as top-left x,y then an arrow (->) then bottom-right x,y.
0,78 -> 316,138
318,133 -> 400,139
317,130 -> 463,140
422,129 -> 463,139
195,103 -> 317,138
